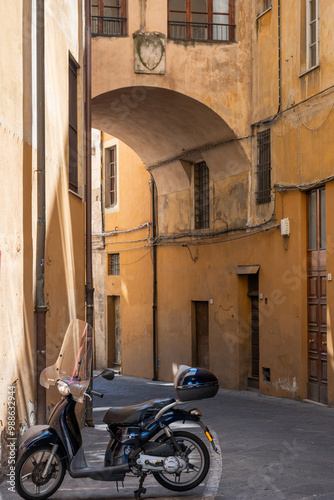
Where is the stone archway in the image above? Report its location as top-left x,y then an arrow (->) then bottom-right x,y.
92,86 -> 250,194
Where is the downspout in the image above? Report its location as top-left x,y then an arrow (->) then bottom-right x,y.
100,131 -> 105,250
251,0 -> 282,126
35,0 -> 47,425
151,176 -> 158,381
277,0 -> 282,114
85,0 -> 94,426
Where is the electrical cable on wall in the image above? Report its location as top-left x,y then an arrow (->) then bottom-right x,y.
98,222 -> 280,253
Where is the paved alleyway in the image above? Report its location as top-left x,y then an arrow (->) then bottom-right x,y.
2,375 -> 334,500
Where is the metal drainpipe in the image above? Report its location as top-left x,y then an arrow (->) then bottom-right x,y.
85,0 -> 94,426
151,176 -> 158,381
35,0 -> 47,425
277,0 -> 282,114
100,131 -> 105,249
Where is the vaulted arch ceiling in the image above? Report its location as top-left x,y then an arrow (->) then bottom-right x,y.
92,86 -> 249,194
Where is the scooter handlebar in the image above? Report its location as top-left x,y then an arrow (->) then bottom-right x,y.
90,390 -> 103,398
85,387 -> 104,398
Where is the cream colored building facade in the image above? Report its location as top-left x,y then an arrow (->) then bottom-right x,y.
91,1 -> 334,406
0,0 -> 87,473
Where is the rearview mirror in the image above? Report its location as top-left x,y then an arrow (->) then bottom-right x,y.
100,368 -> 115,381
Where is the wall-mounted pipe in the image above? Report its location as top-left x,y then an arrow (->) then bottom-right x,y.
35,0 -> 47,425
252,0 -> 282,127
277,0 -> 282,114
85,0 -> 94,426
151,176 -> 158,381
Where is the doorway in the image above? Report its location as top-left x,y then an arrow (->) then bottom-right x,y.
248,273 -> 259,389
307,188 -> 327,404
107,295 -> 121,369
192,301 -> 209,369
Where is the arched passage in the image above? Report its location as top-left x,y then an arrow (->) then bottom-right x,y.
92,87 -> 250,194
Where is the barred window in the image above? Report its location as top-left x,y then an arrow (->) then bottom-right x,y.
92,0 -> 127,36
194,161 -> 210,229
168,0 -> 235,42
257,129 -> 271,204
108,253 -> 120,275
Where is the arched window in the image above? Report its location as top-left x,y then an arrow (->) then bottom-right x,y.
168,0 -> 235,42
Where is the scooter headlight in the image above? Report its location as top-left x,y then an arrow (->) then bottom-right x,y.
57,380 -> 70,396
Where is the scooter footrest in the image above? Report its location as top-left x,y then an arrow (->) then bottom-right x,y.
70,463 -> 129,481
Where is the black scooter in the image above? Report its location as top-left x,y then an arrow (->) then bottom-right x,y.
15,319 -> 219,500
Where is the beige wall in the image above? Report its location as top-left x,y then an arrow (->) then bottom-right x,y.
0,0 -> 86,472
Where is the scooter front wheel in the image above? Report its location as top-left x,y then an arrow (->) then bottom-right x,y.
15,445 -> 65,500
153,430 -> 210,492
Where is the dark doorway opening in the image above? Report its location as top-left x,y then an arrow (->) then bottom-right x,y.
192,301 -> 209,369
107,295 -> 121,370
247,274 -> 259,389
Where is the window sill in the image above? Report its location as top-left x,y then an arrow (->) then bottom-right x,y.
168,38 -> 236,45
256,7 -> 272,20
69,189 -> 82,200
192,227 -> 211,234
105,205 -> 119,214
299,64 -> 320,78
92,34 -> 128,38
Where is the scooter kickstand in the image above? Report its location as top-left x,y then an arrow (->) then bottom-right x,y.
134,473 -> 147,499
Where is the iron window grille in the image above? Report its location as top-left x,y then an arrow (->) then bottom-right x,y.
92,0 -> 127,36
168,0 -> 235,42
194,161 -> 210,229
108,253 -> 120,275
69,56 -> 78,193
256,129 -> 271,204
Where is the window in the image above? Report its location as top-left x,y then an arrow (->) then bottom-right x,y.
108,253 -> 120,275
306,0 -> 319,69
92,0 -> 127,36
105,146 -> 117,208
69,56 -> 78,193
168,0 -> 235,42
256,129 -> 271,204
263,0 -> 271,11
194,161 -> 210,229
308,188 -> 325,250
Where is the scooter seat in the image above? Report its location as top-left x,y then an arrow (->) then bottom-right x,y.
103,398 -> 175,425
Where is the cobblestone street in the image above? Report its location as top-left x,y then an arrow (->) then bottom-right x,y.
1,375 -> 334,500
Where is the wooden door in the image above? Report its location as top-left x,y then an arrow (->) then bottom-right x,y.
193,301 -> 209,369
107,295 -> 121,369
307,188 -> 327,404
248,274 -> 259,389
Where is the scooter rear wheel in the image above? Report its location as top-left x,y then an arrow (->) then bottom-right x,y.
15,445 -> 65,500
153,430 -> 210,492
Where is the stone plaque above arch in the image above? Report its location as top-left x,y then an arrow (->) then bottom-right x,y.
133,31 -> 166,75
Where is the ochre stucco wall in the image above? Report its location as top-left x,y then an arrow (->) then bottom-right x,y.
91,0 -> 334,407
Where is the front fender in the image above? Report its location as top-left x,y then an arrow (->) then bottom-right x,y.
18,425 -> 67,460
